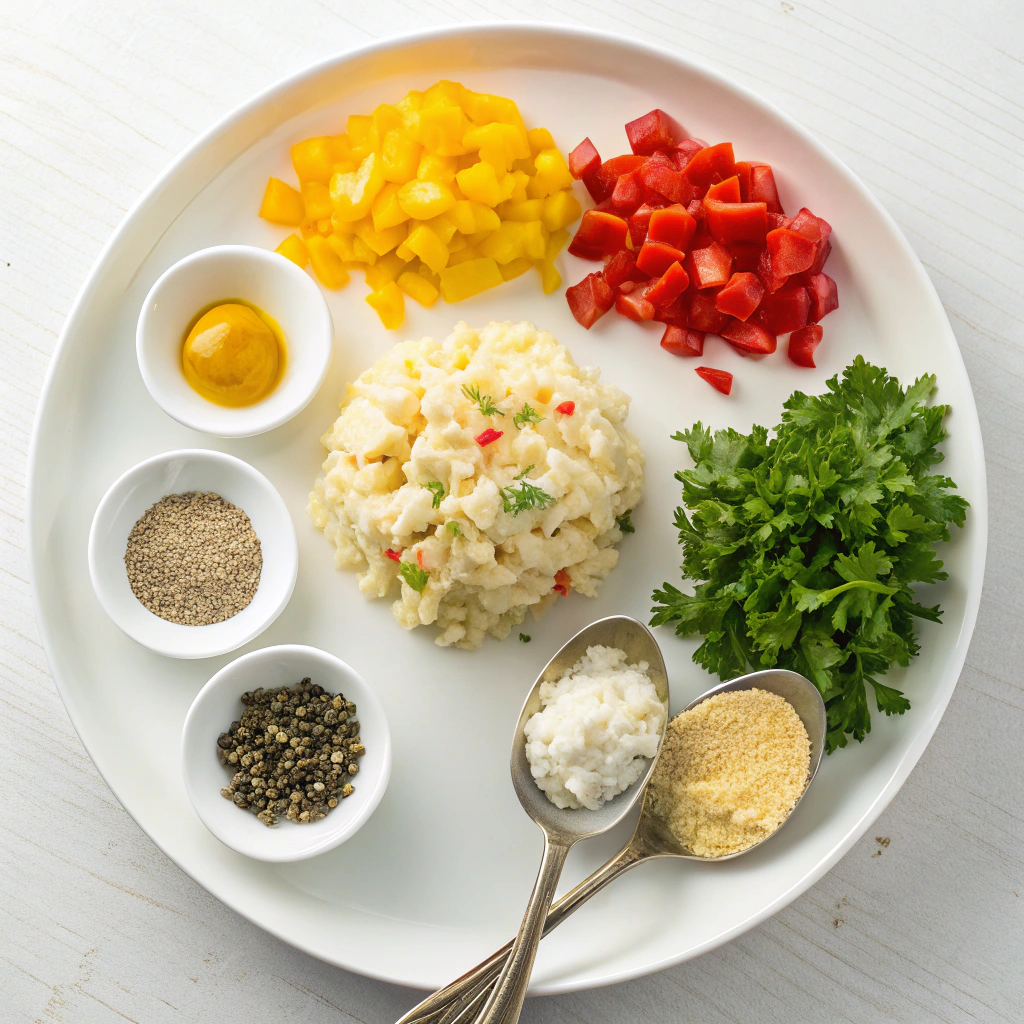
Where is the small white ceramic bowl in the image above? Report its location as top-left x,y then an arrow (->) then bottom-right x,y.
182,645 -> 392,862
137,245 -> 333,437
88,448 -> 298,659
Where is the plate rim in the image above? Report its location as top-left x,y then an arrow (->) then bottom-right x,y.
27,20 -> 989,994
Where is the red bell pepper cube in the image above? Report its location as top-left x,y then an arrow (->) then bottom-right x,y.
687,290 -> 730,333
682,143 -> 736,191
695,366 -> 733,395
721,319 -> 778,355
672,138 -> 705,170
568,137 -> 601,180
555,401 -> 576,415
640,153 -> 698,204
752,282 -> 810,335
615,283 -> 656,322
625,109 -> 688,156
715,272 -> 765,322
789,207 -> 832,244
733,161 -> 752,200
568,210 -> 630,259
636,239 -> 686,277
788,324 -> 823,367
756,248 -> 788,293
627,202 -> 660,248
704,198 -> 768,245
587,154 -> 648,203
647,205 -> 697,251
566,272 -> 615,329
705,175 -> 741,203
748,164 -> 783,213
611,170 -> 644,214
689,242 -> 733,289
660,325 -> 705,357
475,428 -> 503,447
766,228 -> 816,276
647,261 -> 690,309
766,211 -> 790,231
807,237 -> 832,276
805,272 -> 839,322
653,290 -> 689,327
603,248 -> 643,289
729,242 -> 763,273
384,548 -> 401,562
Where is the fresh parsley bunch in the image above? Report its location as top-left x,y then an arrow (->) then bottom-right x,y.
651,357 -> 968,752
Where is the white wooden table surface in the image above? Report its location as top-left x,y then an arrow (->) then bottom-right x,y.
2,2 -> 1022,1021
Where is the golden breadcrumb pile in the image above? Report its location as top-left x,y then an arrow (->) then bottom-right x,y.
648,688 -> 810,858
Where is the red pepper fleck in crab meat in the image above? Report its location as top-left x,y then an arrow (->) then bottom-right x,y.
475,428 -> 503,447
553,568 -> 572,596
555,401 -> 576,415
384,548 -> 401,562
416,549 -> 425,569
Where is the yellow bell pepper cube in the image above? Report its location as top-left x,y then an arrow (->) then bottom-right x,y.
330,210 -> 359,235
317,218 -> 332,235
455,161 -> 502,207
451,200 -> 477,235
469,202 -> 501,233
545,227 -> 570,264
416,152 -> 459,185
423,80 -> 468,109
366,281 -> 405,330
527,127 -> 555,155
520,220 -> 547,261
275,234 -> 309,268
356,220 -> 408,256
528,149 -> 575,199
306,235 -> 350,289
372,182 -> 411,232
351,236 -> 378,265
291,137 -> 344,184
535,260 -> 562,295
326,232 -> 358,262
404,224 -> 449,274
418,104 -> 469,156
447,233 -> 468,254
395,241 -> 415,262
463,92 -> 525,131
398,179 -> 456,220
299,221 -> 318,240
365,251 -> 407,290
381,130 -> 423,184
499,257 -> 533,282
507,170 -> 530,204
541,190 -> 583,232
397,270 -> 439,307
259,178 -> 304,225
423,213 -> 457,244
372,103 -> 403,135
478,221 -> 527,264
439,257 -> 503,303
347,114 -> 379,159
445,244 -> 481,267
499,199 -> 544,222
330,152 -> 385,222
417,262 -> 441,289
302,181 -> 333,222
536,386 -> 553,405
463,123 -> 530,171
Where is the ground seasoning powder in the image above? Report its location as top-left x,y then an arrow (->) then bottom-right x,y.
124,491 -> 261,625
647,688 -> 810,858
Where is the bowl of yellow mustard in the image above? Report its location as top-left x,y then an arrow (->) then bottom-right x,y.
137,245 -> 333,437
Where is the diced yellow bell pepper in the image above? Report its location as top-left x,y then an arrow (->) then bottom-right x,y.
520,220 -> 547,260
527,127 -> 555,155
451,199 -> 477,235
347,114 -> 379,159
381,130 -> 423,184
447,233 -> 468,254
395,241 -> 415,262
275,234 -> 309,268
423,213 -> 457,244
455,161 -> 502,206
463,123 -> 530,172
330,211 -> 359,235
423,80 -> 468,109
439,257 -> 503,302
398,179 -> 456,220
498,199 -> 544,222
259,178 -> 304,225
365,251 -> 407,289
507,170 -> 530,204
500,257 -> 533,281
326,232 -> 358,262
302,181 -> 333,222
545,227 -> 570,264
416,152 -> 459,185
445,244 -> 481,267
418,104 -> 469,156
478,222 -> 526,264
535,260 -> 562,295
404,224 -> 449,274
469,202 -> 501,233
528,149 -> 575,199
536,386 -> 553,405
372,182 -> 411,231
397,270 -> 439,307
306,235 -> 350,289
541,190 -> 583,232
366,281 -> 405,330
463,92 -> 525,131
351,236 -> 378,265
512,156 -> 536,177
317,218 -> 332,235
300,221 -> 318,240
291,137 -> 344,184
356,220 -> 407,256
330,152 -> 385,222
372,103 -> 403,135
417,262 -> 441,289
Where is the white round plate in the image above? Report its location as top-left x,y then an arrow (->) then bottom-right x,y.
29,24 -> 986,994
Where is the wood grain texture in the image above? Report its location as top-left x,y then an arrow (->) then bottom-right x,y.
2,1 -> 1022,1021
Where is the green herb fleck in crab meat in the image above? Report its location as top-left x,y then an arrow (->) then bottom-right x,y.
399,561 -> 430,593
446,521 -> 462,537
615,510 -> 635,534
423,481 -> 445,508
519,633 -> 531,643
462,384 -> 504,417
513,403 -> 544,429
500,478 -> 556,516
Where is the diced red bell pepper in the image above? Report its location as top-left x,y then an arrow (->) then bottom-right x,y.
653,290 -> 689,327
687,290 -> 730,333
475,428 -> 503,447
766,227 -> 816,276
721,319 -> 778,355
695,366 -> 733,395
756,248 -> 788,293
715,272 -> 765,321
625,109 -> 688,155
553,567 -> 572,596
636,239 -> 686,277
646,261 -> 690,309
566,272 -> 614,329
682,143 -> 736,190
729,242 -> 762,273
647,205 -> 697,251
611,170 -> 644,214
788,324 -> 823,367
639,154 -> 696,204
569,210 -> 630,259
752,282 -> 809,335
603,248 -> 644,289
555,401 -> 576,415
689,242 -> 733,289
660,325 -> 705,357
807,237 -> 832,276
672,138 -> 705,170
568,137 -> 601,180
587,154 -> 648,203
704,198 -> 768,245
805,272 -> 838,322
615,283 -> 655,322
766,211 -> 790,231
748,164 -> 783,213
789,207 -> 831,244
627,202 -> 660,248
733,161 -> 752,200
705,175 -> 741,203
384,548 -> 401,562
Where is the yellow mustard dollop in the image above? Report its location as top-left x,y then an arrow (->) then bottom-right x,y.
182,301 -> 285,406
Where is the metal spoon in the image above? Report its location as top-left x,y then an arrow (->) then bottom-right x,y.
397,665 -> 826,1024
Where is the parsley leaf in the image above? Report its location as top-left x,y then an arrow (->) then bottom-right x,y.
446,521 -> 462,537
651,357 -> 968,753
399,561 -> 430,592
615,509 -> 635,534
519,633 -> 531,643
513,403 -> 544,429
462,384 -> 504,417
423,481 -> 445,508
500,477 -> 556,516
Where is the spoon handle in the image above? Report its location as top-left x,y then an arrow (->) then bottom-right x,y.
396,840 -> 649,1024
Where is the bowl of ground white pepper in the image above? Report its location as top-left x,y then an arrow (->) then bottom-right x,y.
88,449 -> 298,658
181,644 -> 391,862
